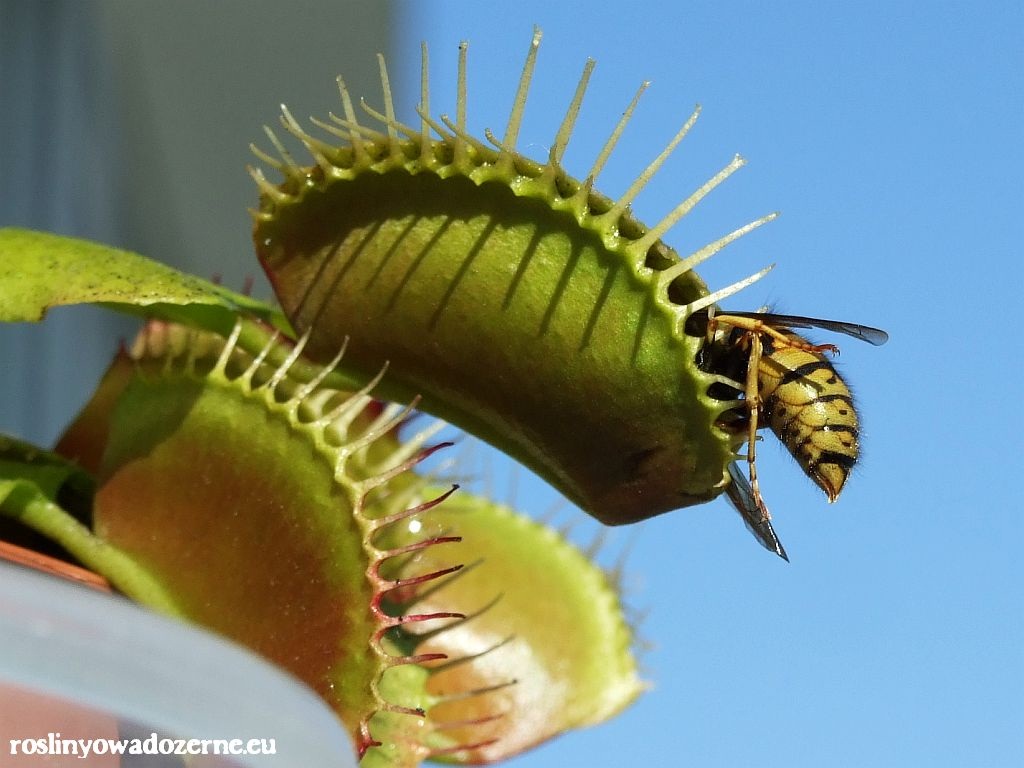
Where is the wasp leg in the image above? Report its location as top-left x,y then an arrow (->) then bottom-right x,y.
743,329 -> 769,522
713,313 -> 840,355
725,462 -> 789,561
720,330 -> 788,560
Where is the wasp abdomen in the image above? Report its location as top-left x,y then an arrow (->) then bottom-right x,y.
760,340 -> 859,502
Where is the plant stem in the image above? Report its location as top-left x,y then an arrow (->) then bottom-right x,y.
3,495 -> 184,618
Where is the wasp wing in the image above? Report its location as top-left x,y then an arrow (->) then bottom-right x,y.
724,462 -> 789,561
722,311 -> 889,346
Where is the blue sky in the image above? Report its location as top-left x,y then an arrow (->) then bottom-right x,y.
394,3 -> 1023,766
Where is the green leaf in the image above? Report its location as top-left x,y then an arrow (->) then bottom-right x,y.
0,228 -> 289,335
0,433 -> 94,509
0,434 -> 182,615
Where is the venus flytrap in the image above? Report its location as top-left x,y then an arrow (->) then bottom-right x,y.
0,25 -> 856,766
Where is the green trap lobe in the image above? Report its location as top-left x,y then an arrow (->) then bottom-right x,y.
258,170 -> 734,523
93,368 -> 380,736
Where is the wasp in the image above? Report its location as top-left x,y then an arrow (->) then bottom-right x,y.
693,308 -> 888,560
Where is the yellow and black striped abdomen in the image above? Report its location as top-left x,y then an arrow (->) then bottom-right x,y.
758,338 -> 858,502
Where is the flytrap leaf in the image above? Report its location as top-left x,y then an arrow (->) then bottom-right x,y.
254,29 -> 775,527
52,322 -> 641,765
0,227 -> 287,334
70,323 -> 409,754
378,490 -> 644,763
